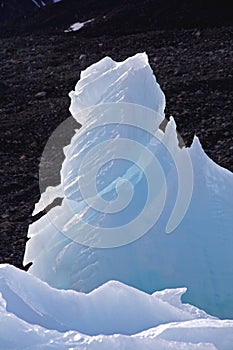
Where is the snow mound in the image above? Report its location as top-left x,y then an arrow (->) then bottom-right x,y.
1,264 -> 233,350
24,53 -> 233,320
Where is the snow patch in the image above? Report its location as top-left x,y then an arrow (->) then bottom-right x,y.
65,19 -> 94,33
31,0 -> 41,8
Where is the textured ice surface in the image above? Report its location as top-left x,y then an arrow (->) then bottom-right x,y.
24,53 -> 233,320
1,264 -> 233,350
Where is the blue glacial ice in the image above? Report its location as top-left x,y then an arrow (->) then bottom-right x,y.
22,52 -> 233,324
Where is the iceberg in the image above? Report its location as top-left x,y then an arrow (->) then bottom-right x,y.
23,53 -> 233,320
0,52 -> 232,349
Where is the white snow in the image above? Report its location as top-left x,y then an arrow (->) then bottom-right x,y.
31,0 -> 41,8
31,0 -> 61,7
65,19 -> 94,33
1,52 -> 232,349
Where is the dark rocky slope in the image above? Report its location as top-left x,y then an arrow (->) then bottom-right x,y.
1,0 -> 233,35
0,0 -> 57,22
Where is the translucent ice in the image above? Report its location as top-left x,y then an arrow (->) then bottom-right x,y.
24,53 -> 233,320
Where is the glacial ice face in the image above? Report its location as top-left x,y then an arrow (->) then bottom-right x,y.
24,53 -> 233,319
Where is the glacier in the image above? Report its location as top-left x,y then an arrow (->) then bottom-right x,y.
0,52 -> 232,349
